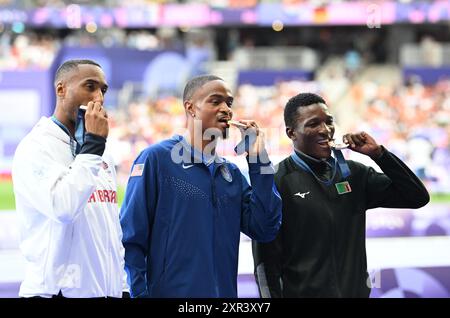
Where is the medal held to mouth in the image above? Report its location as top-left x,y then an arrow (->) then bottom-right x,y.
228,120 -> 247,128
329,140 -> 349,150
229,120 -> 257,155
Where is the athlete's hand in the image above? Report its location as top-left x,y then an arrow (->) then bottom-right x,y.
343,131 -> 382,159
84,101 -> 109,139
236,120 -> 266,157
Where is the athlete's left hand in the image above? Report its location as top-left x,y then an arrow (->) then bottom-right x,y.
343,131 -> 383,159
236,120 -> 266,156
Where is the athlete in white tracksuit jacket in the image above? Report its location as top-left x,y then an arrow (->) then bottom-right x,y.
12,59 -> 126,298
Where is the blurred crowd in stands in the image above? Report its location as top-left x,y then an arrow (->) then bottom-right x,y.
0,28 -> 209,70
2,25 -> 446,70
2,0 -> 399,9
0,27 -> 448,192
0,32 -> 59,70
349,76 -> 450,192
0,29 -> 185,70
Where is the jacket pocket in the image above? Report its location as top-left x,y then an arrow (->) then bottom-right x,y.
148,216 -> 171,296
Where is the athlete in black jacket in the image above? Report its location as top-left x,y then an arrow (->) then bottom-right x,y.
252,93 -> 430,298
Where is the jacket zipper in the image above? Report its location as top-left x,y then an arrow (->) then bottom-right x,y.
328,207 -> 342,297
210,164 -> 219,295
100,171 -> 111,297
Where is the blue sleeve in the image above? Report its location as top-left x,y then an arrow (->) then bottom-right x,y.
120,150 -> 157,298
240,150 -> 282,242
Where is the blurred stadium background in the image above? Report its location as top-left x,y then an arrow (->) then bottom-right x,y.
0,0 -> 450,298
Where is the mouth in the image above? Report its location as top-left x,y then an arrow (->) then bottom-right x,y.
317,138 -> 331,149
217,117 -> 231,128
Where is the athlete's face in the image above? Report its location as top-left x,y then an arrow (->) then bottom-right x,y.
56,64 -> 108,126
185,80 -> 234,139
286,103 -> 335,159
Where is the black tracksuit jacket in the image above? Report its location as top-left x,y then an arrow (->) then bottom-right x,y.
252,147 -> 430,298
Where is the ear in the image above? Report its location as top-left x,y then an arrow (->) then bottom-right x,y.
184,100 -> 195,118
286,127 -> 296,141
56,82 -> 65,98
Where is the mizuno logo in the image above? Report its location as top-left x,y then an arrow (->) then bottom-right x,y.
294,191 -> 310,198
182,163 -> 194,169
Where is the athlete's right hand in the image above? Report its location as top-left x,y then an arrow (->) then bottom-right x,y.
84,101 -> 109,139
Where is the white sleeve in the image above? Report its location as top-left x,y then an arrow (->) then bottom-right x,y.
12,143 -> 102,224
118,225 -> 129,293
122,267 -> 130,294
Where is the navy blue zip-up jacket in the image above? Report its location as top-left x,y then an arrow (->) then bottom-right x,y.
120,135 -> 282,298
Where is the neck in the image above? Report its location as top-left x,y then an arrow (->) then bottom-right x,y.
294,148 -> 329,162
185,127 -> 217,155
293,148 -> 335,180
53,106 -> 75,137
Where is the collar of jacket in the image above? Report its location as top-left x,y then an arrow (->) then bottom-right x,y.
178,135 -> 226,167
294,149 -> 333,175
38,116 -> 72,145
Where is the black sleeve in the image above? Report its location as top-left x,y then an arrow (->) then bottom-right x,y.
365,147 -> 430,210
252,172 -> 284,298
79,133 -> 106,156
252,233 -> 283,298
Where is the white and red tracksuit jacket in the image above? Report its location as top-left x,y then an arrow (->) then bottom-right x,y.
12,116 -> 127,298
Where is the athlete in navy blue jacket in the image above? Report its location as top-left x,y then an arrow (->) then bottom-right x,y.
120,75 -> 282,298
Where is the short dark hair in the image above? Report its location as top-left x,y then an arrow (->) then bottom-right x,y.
54,59 -> 101,86
183,75 -> 223,102
284,93 -> 327,128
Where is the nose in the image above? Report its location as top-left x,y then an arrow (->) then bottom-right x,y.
319,122 -> 333,136
93,89 -> 104,104
220,102 -> 233,118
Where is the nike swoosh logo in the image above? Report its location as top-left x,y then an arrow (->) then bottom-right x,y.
294,191 -> 310,199
182,164 -> 194,169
